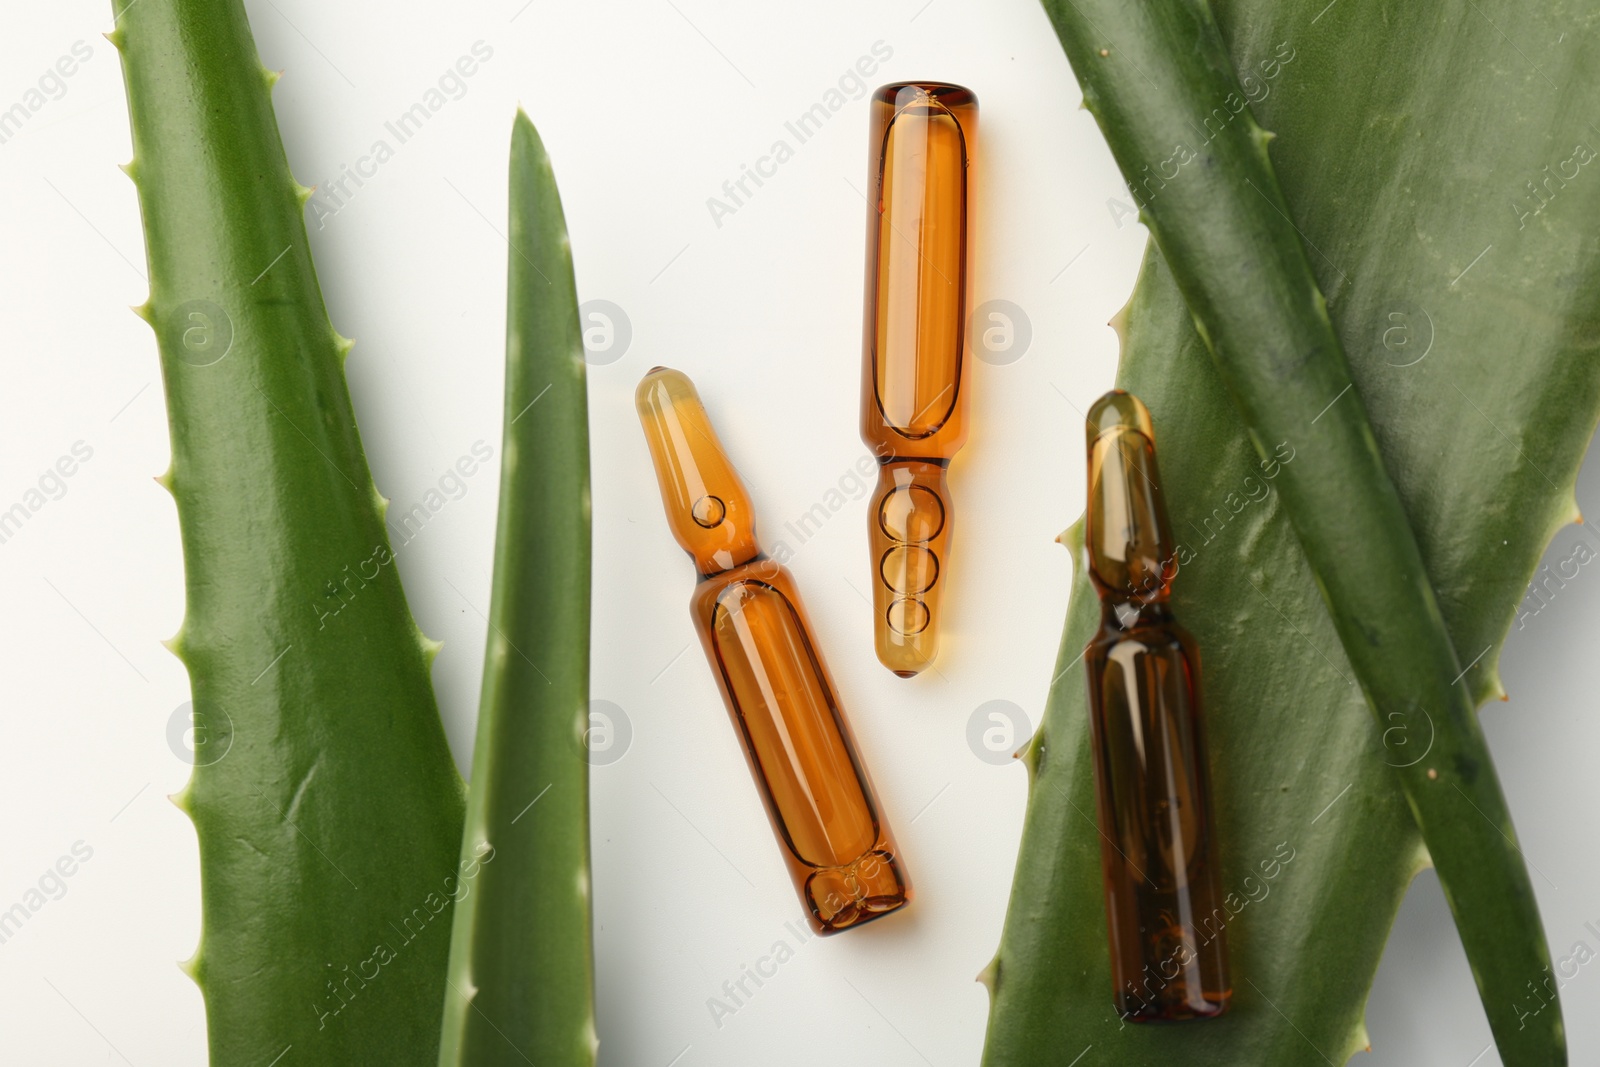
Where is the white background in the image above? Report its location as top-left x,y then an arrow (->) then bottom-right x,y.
0,1 -> 1594,1064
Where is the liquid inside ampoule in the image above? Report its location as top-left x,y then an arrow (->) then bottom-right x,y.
638,367 -> 911,934
859,81 -> 977,678
1082,390 -> 1230,1021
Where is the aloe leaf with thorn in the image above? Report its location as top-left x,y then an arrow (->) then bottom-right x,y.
111,0 -> 466,1061
984,0 -> 1600,1063
437,112 -> 596,1067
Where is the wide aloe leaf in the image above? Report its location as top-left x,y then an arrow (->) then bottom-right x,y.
437,112 -> 596,1066
1018,0 -> 1563,1060
983,0 -> 1600,1064
111,0 -> 466,1062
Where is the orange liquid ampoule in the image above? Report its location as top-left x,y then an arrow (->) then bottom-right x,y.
859,81 -> 978,678
637,367 -> 911,935
1082,390 -> 1230,1021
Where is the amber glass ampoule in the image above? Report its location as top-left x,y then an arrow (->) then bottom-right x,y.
859,81 -> 978,677
1082,390 -> 1230,1021
636,367 -> 911,934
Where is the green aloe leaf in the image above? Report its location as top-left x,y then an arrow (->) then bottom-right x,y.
1031,0 -> 1559,1058
111,0 -> 465,1062
437,112 -> 595,1067
984,0 -> 1600,1064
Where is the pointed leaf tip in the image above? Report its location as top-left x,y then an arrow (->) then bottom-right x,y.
510,108 -> 551,164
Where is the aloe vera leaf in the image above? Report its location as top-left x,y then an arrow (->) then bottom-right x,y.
983,0 -> 1600,1063
110,1 -> 466,1062
1045,3 -> 1566,1059
437,112 -> 595,1067
1031,5 -> 1564,1058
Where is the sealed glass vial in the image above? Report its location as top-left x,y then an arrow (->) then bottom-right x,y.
1082,390 -> 1230,1020
637,367 -> 911,934
859,82 -> 977,677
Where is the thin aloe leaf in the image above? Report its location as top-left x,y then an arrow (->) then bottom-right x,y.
110,1 -> 466,1062
437,112 -> 595,1067
984,0 -> 1600,1063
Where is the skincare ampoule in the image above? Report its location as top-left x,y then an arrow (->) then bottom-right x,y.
637,367 -> 911,934
859,81 -> 977,678
1082,390 -> 1230,1020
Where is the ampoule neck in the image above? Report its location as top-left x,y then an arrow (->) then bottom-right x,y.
695,546 -> 767,581
1097,595 -> 1175,633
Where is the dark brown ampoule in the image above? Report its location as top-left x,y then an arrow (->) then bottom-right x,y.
859,81 -> 977,677
1082,390 -> 1230,1021
637,367 -> 911,935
